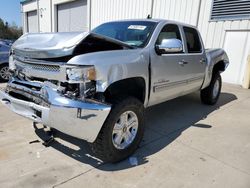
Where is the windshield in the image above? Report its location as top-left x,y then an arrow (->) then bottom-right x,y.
92,21 -> 157,48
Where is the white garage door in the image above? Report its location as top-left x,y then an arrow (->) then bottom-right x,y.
27,10 -> 38,33
222,31 -> 250,85
57,0 -> 88,32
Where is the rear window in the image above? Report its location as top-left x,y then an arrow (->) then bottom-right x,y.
183,27 -> 202,53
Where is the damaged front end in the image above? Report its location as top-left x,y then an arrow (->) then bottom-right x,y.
0,72 -> 111,142
0,32 -> 133,142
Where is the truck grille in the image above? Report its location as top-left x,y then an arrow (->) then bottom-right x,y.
15,61 -> 60,72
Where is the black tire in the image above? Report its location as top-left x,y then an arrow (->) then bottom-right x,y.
91,96 -> 145,163
200,72 -> 222,105
0,64 -> 10,82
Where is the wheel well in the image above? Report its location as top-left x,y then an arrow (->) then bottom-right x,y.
104,77 -> 146,103
0,63 -> 8,67
213,61 -> 226,74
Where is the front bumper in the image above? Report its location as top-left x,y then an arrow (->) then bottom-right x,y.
0,79 -> 111,142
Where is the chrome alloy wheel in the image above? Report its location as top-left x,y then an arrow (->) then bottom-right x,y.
0,66 -> 11,81
213,79 -> 220,98
112,111 -> 139,150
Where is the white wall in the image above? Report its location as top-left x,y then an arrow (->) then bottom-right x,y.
152,0 -> 201,26
198,0 -> 250,48
197,0 -> 250,85
21,0 -> 250,44
22,0 -> 37,12
90,0 -> 202,29
91,0 -> 152,29
38,0 -> 52,32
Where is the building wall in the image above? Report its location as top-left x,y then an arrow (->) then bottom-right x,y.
21,0 -> 250,41
90,0 -> 202,28
152,0 -> 201,26
21,0 -> 91,32
198,0 -> 250,48
38,0 -> 52,32
51,0 -> 91,32
91,0 -> 152,28
197,0 -> 250,85
21,0 -> 38,33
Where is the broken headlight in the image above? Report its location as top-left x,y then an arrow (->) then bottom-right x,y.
9,55 -> 16,71
66,66 -> 96,82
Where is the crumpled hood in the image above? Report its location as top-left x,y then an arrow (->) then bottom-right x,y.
12,32 -> 89,59
12,32 -> 133,59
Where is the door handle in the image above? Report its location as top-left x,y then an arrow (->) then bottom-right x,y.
178,60 -> 188,66
200,58 -> 206,64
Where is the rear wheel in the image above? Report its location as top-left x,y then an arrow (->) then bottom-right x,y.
91,96 -> 145,163
0,64 -> 11,82
200,72 -> 222,105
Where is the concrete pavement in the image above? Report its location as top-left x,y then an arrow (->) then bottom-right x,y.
0,83 -> 249,188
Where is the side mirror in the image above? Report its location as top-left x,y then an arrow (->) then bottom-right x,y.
156,39 -> 183,54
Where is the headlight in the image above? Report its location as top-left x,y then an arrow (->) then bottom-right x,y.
9,55 -> 16,71
66,66 -> 96,82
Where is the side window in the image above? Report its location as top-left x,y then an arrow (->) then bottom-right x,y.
156,24 -> 182,45
183,27 -> 202,53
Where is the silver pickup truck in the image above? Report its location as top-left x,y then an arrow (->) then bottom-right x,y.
0,19 -> 229,162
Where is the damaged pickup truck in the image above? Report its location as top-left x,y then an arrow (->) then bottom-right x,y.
0,20 -> 229,162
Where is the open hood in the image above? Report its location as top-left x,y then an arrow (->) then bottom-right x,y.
12,32 -> 133,59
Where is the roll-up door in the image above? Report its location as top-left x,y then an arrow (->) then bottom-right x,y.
27,10 -> 38,33
57,0 -> 88,32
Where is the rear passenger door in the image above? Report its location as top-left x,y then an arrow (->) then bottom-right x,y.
181,26 -> 206,92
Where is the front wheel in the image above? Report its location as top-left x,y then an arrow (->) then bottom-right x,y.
91,96 -> 145,163
200,72 -> 222,105
0,64 -> 11,82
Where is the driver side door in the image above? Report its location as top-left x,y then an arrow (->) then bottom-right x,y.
148,24 -> 190,106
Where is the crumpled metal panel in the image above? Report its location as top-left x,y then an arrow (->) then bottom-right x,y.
12,32 -> 89,59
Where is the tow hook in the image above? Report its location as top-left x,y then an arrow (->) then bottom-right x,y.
33,122 -> 55,147
42,136 -> 54,147
2,98 -> 11,105
43,125 -> 55,147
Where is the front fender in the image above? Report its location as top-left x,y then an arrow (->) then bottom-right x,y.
67,49 -> 150,104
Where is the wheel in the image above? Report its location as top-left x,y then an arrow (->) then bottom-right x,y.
0,64 -> 11,82
91,96 -> 145,163
200,72 -> 222,105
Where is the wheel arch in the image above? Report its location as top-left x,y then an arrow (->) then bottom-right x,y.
0,62 -> 8,67
103,77 -> 146,104
213,60 -> 227,74
202,59 -> 228,89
